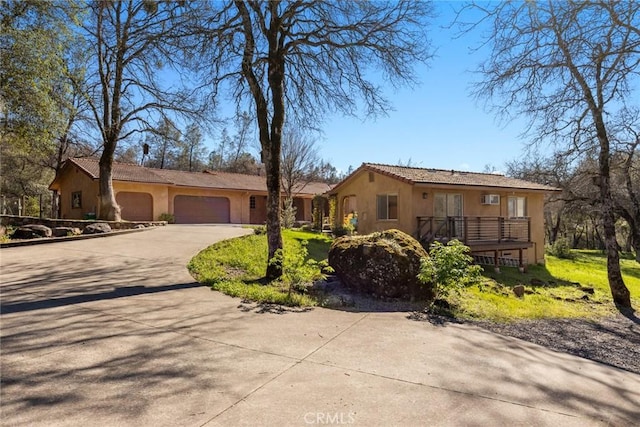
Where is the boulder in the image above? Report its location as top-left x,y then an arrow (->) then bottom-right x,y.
513,285 -> 525,298
83,223 -> 112,235
12,224 -> 52,239
328,229 -> 433,301
51,227 -> 81,237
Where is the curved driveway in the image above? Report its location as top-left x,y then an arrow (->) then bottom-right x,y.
1,225 -> 639,426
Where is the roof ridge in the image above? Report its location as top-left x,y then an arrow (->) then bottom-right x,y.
364,162 -> 506,177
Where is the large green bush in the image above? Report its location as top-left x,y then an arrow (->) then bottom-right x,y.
418,239 -> 483,301
547,237 -> 574,259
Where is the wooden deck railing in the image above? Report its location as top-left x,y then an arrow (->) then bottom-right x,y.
416,216 -> 531,246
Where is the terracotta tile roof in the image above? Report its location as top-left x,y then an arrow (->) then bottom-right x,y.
334,163 -> 560,192
71,157 -> 172,184
63,157 -> 330,195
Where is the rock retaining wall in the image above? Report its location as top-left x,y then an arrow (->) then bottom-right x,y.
1,215 -> 167,230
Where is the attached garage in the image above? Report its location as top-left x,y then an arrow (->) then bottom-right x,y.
50,158 -> 329,223
116,192 -> 153,221
174,195 -> 230,224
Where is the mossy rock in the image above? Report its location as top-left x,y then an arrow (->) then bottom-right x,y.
328,229 -> 433,301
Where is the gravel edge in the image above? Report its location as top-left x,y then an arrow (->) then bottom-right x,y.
464,314 -> 640,374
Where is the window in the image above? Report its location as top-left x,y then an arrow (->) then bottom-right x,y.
508,196 -> 527,218
249,195 -> 256,209
434,193 -> 463,217
71,191 -> 82,209
377,194 -> 398,220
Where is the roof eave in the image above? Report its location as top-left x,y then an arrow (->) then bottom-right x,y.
414,181 -> 560,193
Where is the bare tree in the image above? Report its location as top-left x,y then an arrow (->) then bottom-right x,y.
229,111 -> 254,166
82,0 -> 202,220
611,129 -> 640,262
145,117 -> 182,169
463,1 -> 640,308
506,153 -> 570,245
191,1 -> 433,279
281,127 -> 320,201
177,123 -> 207,172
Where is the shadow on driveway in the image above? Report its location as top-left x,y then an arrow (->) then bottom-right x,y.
0,282 -> 206,314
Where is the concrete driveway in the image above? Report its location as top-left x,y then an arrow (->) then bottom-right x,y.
1,224 -> 638,426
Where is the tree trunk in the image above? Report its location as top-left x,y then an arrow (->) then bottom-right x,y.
551,210 -> 562,244
264,4 -> 285,280
597,139 -> 631,308
98,142 -> 121,221
264,143 -> 283,280
234,0 -> 284,280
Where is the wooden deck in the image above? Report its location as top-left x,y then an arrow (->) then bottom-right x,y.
416,216 -> 533,268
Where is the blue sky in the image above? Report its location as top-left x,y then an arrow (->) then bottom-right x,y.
317,2 -> 532,175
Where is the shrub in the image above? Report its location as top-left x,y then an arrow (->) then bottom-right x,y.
253,225 -> 267,235
332,223 -> 353,237
281,198 -> 297,229
418,239 -> 483,302
159,213 -> 175,224
548,237 -> 574,259
271,241 -> 328,296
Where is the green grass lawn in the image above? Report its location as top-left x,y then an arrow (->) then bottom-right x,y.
454,250 -> 640,322
190,230 -> 639,320
188,229 -> 332,306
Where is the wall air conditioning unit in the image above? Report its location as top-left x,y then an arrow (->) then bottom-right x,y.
481,194 -> 500,205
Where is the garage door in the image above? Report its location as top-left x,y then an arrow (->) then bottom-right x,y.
174,195 -> 230,224
116,192 -> 153,221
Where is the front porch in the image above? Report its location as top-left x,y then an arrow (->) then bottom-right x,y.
416,216 -> 533,269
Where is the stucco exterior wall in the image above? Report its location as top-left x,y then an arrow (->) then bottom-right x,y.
335,171 -> 416,234
333,170 -> 549,265
56,167 -> 100,220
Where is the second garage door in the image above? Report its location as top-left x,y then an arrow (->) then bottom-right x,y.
174,195 -> 230,224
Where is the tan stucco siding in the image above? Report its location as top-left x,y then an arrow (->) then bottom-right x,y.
56,167 -> 100,219
334,171 -> 415,234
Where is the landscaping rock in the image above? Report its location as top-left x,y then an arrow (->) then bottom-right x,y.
83,223 -> 112,235
51,227 -> 81,237
580,286 -> 595,294
513,285 -> 525,298
328,229 -> 433,301
530,278 -> 546,286
12,224 -> 52,239
134,224 -> 145,229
